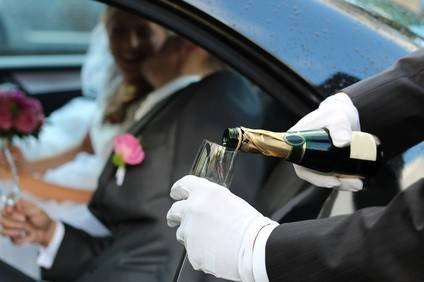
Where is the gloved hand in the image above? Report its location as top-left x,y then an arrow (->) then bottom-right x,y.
289,92 -> 363,191
167,175 -> 276,282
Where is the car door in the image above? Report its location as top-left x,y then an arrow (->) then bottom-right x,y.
102,0 -> 419,222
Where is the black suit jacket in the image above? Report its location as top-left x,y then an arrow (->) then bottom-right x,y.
42,71 -> 269,282
266,50 -> 424,282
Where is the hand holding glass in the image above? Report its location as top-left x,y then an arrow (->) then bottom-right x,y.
173,139 -> 237,282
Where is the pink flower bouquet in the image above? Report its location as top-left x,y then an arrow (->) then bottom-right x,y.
0,90 -> 44,205
0,90 -> 45,139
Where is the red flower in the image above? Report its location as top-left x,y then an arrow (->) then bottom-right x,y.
0,90 -> 44,137
0,112 -> 12,130
0,98 -> 13,130
13,109 -> 42,134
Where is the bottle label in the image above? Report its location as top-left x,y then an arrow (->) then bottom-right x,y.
284,134 -> 305,146
350,132 -> 377,161
283,133 -> 306,162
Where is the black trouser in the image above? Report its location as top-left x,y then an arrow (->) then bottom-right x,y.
0,260 -> 37,282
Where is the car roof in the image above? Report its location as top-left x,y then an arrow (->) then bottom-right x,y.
183,0 -> 417,86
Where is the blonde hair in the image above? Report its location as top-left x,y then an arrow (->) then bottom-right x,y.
103,6 -> 118,26
102,7 -> 164,124
102,7 -> 223,123
204,54 -> 226,73
103,83 -> 152,124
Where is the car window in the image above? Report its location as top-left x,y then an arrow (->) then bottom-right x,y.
343,0 -> 424,46
0,0 -> 104,55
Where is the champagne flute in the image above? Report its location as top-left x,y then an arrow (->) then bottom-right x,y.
173,139 -> 238,282
0,141 -> 21,208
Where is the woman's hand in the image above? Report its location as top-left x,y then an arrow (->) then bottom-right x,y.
0,200 -> 56,247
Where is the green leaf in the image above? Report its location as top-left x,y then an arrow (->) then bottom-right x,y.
10,103 -> 19,115
112,153 -> 125,167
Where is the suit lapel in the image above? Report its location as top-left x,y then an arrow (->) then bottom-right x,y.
98,95 -> 177,184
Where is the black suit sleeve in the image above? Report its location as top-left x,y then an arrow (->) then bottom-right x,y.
265,51 -> 424,282
266,179 -> 424,282
344,49 -> 424,159
41,224 -> 113,282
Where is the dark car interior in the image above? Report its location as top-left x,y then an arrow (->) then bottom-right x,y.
0,1 -> 406,281
0,69 -> 82,117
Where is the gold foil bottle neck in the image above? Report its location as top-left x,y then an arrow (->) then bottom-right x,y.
238,127 -> 292,159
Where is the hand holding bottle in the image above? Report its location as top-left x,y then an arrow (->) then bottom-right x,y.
289,92 -> 363,191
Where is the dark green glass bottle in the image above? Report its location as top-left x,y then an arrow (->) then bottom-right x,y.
222,127 -> 383,177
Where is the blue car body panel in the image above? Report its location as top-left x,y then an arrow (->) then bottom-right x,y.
183,0 -> 416,88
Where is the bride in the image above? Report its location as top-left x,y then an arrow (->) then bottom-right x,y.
0,7 -> 223,277
1,7 -> 170,228
0,8 -> 170,278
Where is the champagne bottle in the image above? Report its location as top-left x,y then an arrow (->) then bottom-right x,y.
222,127 -> 383,177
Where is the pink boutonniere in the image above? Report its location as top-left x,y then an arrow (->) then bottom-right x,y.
112,133 -> 145,186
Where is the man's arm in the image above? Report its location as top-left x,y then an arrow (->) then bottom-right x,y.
290,50 -> 424,190
344,49 -> 424,159
41,223 -> 112,282
265,51 -> 424,281
265,178 -> 424,282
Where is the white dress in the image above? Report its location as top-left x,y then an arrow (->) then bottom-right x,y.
13,22 -> 120,236
0,21 -> 203,277
1,73 -> 202,279
0,23 -> 116,278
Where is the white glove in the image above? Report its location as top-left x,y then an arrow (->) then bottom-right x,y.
289,92 -> 363,191
167,175 -> 276,282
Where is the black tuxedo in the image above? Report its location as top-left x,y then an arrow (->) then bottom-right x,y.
266,50 -> 424,281
0,71 -> 269,282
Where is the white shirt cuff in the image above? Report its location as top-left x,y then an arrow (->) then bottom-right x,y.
252,223 -> 278,282
37,221 -> 65,269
